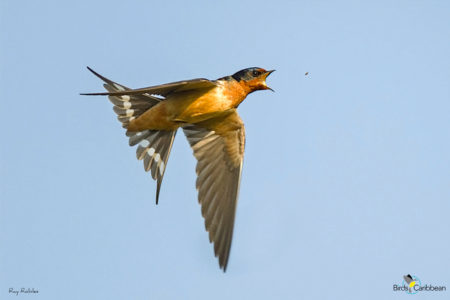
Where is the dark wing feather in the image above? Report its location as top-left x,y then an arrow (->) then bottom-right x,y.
82,67 -> 217,98
183,111 -> 245,271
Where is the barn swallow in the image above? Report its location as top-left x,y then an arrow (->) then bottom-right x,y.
81,67 -> 274,271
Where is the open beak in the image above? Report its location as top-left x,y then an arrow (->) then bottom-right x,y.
262,70 -> 275,92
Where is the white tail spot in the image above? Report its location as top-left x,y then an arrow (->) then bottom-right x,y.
159,161 -> 165,176
125,109 -> 134,117
139,140 -> 150,148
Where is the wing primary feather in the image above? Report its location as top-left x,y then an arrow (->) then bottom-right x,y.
182,115 -> 244,272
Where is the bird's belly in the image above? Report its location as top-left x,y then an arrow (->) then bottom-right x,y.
127,85 -> 246,131
171,91 -> 237,124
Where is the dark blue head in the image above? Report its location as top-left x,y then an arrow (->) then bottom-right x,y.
231,67 -> 275,91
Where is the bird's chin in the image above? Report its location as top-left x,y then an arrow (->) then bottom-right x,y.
260,70 -> 275,91
257,83 -> 274,92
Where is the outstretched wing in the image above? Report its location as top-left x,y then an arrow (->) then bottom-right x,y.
183,110 -> 245,271
81,67 -> 217,98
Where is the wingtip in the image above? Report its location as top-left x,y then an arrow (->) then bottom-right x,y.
86,66 -> 102,78
79,92 -> 109,96
219,257 -> 229,272
155,179 -> 162,205
218,246 -> 232,272
86,66 -> 96,75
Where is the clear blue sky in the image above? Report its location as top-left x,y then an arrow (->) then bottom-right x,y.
1,0 -> 449,299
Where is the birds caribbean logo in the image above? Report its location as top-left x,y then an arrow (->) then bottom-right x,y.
81,67 -> 275,271
403,274 -> 420,294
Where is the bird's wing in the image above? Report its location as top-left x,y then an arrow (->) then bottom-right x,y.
183,110 -> 245,271
81,68 -> 217,98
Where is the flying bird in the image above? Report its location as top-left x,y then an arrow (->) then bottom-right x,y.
81,67 -> 274,271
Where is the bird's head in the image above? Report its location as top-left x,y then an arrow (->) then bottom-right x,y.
231,67 -> 275,92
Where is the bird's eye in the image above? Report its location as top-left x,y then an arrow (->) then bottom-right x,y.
252,70 -> 261,77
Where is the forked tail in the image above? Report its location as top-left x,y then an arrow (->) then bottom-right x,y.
128,129 -> 176,204
82,67 -> 176,204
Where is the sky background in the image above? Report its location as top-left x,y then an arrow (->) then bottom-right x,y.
1,0 -> 449,299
